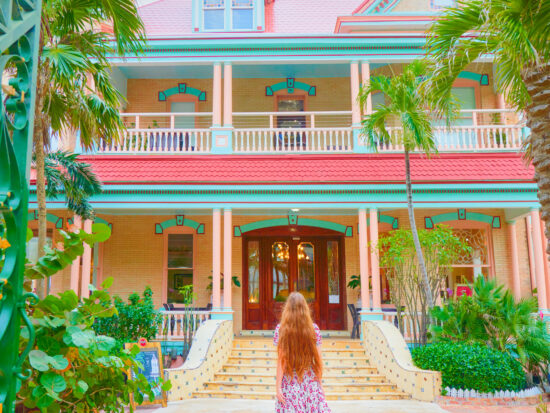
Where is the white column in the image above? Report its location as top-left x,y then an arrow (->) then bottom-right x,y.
358,209 -> 371,310
369,209 -> 381,310
69,215 -> 82,295
223,63 -> 233,127
80,219 -> 93,298
223,209 -> 232,310
350,61 -> 361,125
212,209 -> 222,309
508,221 -> 521,301
213,62 -> 222,127
361,61 -> 372,115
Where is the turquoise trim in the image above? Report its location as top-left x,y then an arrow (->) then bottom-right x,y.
210,128 -> 233,154
360,312 -> 384,321
360,0 -> 401,15
27,211 -> 64,229
424,209 -> 501,229
265,78 -> 316,96
155,215 -> 205,234
210,311 -> 233,320
359,214 -> 399,232
67,216 -> 113,231
458,71 -> 489,86
234,215 -> 353,237
158,83 -> 206,102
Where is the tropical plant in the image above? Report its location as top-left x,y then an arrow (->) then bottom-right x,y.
41,150 -> 102,220
32,0 -> 145,298
358,61 -> 458,309
430,276 -> 550,387
412,341 -> 526,393
92,287 -> 163,348
378,225 -> 470,345
206,274 -> 241,291
424,0 -> 550,245
17,279 -> 171,412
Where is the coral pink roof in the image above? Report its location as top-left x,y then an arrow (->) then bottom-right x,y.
137,0 -> 363,35
76,153 -> 534,185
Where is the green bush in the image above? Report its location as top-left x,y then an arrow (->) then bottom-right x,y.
412,342 -> 526,393
93,287 -> 163,346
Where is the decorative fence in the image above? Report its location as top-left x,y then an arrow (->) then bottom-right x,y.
444,386 -> 542,399
382,310 -> 422,343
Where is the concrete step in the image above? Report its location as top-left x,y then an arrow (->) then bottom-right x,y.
203,381 -> 398,393
233,338 -> 363,350
213,372 -> 389,384
226,355 -> 369,367
192,390 -> 410,401
238,330 -> 351,339
230,348 -> 367,358
220,364 -> 378,375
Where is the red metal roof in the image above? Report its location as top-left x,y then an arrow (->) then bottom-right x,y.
74,153 -> 534,185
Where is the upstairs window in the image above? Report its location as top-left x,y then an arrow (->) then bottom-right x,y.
204,0 -> 225,30
232,0 -> 254,30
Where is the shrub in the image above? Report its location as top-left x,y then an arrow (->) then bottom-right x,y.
93,286 -> 163,346
412,342 -> 526,393
430,276 -> 550,386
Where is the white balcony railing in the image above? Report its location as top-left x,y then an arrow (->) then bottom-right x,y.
158,310 -> 210,340
93,109 -> 526,155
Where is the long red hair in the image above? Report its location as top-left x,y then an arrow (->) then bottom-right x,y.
277,292 -> 322,381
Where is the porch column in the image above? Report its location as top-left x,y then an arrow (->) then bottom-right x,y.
212,208 -> 222,309
508,221 -> 521,300
369,209 -> 382,311
213,62 -> 222,127
530,209 -> 548,310
538,213 -> 550,307
358,209 -> 371,310
69,215 -> 82,295
223,209 -> 232,310
223,63 -> 232,127
361,61 -> 372,115
526,216 -> 537,290
80,219 -> 93,298
350,61 -> 361,125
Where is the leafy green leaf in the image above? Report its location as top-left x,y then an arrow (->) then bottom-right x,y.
29,350 -> 51,372
101,276 -> 114,289
50,355 -> 69,371
77,380 -> 89,394
40,372 -> 67,393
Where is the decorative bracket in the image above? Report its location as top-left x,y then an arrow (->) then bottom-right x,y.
155,215 -> 205,234
424,209 -> 501,229
265,78 -> 316,96
158,83 -> 207,102
234,214 -> 352,237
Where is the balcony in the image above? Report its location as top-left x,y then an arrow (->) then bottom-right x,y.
95,109 -> 526,155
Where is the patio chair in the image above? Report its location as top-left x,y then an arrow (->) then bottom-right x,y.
347,304 -> 360,339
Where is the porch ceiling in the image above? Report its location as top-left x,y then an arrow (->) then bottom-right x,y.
116,62 -> 389,79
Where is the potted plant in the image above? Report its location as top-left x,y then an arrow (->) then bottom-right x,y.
347,275 -> 372,309
207,273 -> 241,308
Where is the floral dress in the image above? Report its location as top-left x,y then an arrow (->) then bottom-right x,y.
274,323 -> 331,413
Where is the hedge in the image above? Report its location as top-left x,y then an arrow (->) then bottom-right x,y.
411,342 -> 526,393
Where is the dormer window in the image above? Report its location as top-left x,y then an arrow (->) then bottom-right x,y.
232,0 -> 254,30
196,0 -> 264,32
204,0 -> 225,30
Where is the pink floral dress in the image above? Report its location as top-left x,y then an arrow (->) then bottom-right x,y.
274,323 -> 331,413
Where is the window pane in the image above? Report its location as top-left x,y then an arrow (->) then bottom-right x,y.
232,0 -> 253,6
327,241 -> 340,304
204,0 -> 224,7
277,99 -> 305,128
204,9 -> 225,30
248,241 -> 260,303
167,269 -> 193,304
167,234 -> 193,268
297,242 -> 315,303
453,229 -> 488,266
232,8 -> 253,30
272,242 -> 289,302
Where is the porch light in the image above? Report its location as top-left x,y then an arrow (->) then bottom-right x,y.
291,208 -> 300,212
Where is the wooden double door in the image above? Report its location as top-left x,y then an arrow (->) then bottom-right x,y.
243,233 -> 346,330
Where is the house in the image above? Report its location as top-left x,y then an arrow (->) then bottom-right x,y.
29,0 -> 548,337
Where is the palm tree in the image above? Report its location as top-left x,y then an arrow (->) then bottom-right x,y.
358,61 -> 458,308
424,0 -> 550,246
33,0 -> 145,288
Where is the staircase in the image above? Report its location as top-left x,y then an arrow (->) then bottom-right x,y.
193,333 -> 410,400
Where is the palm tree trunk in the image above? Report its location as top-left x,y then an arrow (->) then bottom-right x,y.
523,64 -> 550,255
33,66 -> 48,299
404,150 -> 434,308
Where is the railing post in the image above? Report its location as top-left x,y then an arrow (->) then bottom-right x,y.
211,61 -> 233,154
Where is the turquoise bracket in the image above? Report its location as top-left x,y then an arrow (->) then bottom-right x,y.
234,215 -> 353,237
155,215 -> 205,234
67,216 -> 113,231
27,211 -> 64,229
358,213 -> 399,232
458,71 -> 489,86
158,83 -> 207,102
265,78 -> 316,96
424,209 -> 501,229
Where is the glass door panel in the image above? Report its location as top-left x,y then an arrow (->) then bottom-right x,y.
247,240 -> 260,304
297,242 -> 315,303
272,242 -> 290,303
327,240 -> 340,304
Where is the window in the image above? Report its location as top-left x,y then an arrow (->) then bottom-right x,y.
449,229 -> 491,294
431,0 -> 455,9
277,96 -> 306,128
232,0 -> 254,30
166,234 -> 194,304
204,0 -> 225,30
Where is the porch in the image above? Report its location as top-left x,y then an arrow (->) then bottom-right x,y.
92,61 -> 526,155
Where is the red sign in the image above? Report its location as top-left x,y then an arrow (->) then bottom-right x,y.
456,285 -> 472,297
138,338 -> 148,347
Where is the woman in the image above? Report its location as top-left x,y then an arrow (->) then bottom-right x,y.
273,292 -> 331,413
